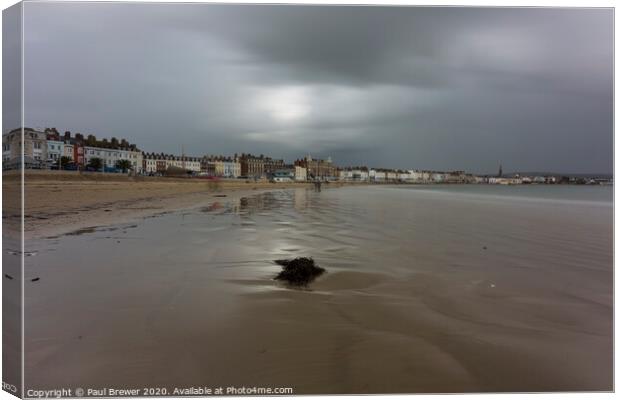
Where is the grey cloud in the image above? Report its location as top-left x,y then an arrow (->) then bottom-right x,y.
20,3 -> 612,174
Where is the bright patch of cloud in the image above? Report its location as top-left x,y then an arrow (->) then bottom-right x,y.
253,86 -> 311,122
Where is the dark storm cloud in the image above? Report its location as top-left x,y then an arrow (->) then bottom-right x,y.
21,3 -> 612,174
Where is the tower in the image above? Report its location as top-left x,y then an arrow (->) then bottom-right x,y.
498,163 -> 503,178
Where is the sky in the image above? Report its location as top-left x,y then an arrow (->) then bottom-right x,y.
13,3 -> 614,174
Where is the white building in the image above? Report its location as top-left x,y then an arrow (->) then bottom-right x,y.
488,177 -> 522,185
63,143 -> 74,160
340,170 -> 353,181
340,168 -> 370,181
142,153 -> 158,173
166,155 -> 201,172
189,157 -> 203,173
408,170 -> 424,182
374,170 -> 386,181
399,171 -> 411,181
128,150 -> 143,173
432,173 -> 446,183
84,146 -> 143,172
222,159 -> 241,178
46,140 -> 64,166
142,153 -> 201,174
295,165 -> 307,181
475,176 -> 487,184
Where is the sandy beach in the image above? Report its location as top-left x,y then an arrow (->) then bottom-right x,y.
15,181 -> 612,394
4,171 -> 324,239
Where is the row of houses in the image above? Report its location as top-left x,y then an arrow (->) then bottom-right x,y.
0,128 -> 485,183
141,153 -> 296,179
3,128 -> 143,172
338,167 -> 477,183
1,129 -> 315,180
484,176 -> 556,185
7,127 -> 574,185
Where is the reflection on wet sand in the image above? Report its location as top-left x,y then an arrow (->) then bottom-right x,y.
24,186 -> 612,393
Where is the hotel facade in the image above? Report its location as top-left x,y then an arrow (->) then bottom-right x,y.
143,152 -> 201,174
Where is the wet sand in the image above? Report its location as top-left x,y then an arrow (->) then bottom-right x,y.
4,171 -> 319,239
19,185 -> 613,394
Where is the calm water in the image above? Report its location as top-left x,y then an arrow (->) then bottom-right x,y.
404,183 -> 613,203
24,185 -> 613,393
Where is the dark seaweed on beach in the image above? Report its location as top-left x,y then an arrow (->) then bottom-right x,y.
274,257 -> 325,286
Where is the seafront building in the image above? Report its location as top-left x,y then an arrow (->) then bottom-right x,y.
239,153 -> 265,178
372,170 -> 386,181
62,141 -> 74,160
143,152 -> 201,174
46,138 -> 65,165
2,128 -> 48,169
199,155 -> 241,178
408,170 -> 425,182
488,177 -> 522,185
142,153 -> 160,173
340,167 -> 370,181
295,155 -> 338,180
397,171 -> 408,181
294,165 -> 307,181
222,157 -> 241,178
263,156 -> 286,175
84,146 -> 143,172
271,169 -> 295,182
236,153 -> 284,178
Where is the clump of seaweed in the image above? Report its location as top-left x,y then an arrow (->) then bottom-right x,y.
274,257 -> 325,286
